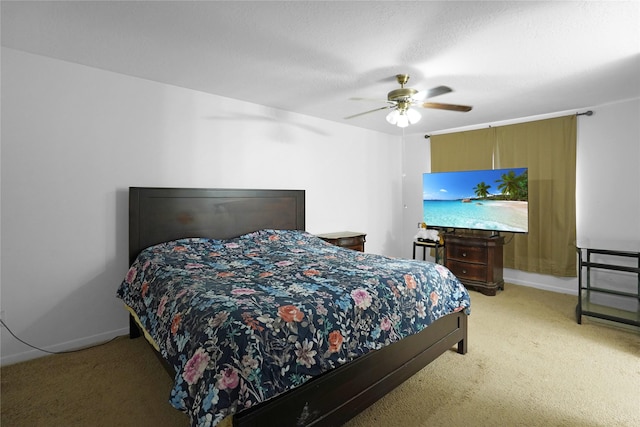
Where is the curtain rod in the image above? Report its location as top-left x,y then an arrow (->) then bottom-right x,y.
425,110 -> 593,138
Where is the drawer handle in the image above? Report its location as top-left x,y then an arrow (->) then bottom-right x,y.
462,269 -> 467,274
462,252 -> 467,257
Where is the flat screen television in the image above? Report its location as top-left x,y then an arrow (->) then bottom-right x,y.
422,167 -> 529,233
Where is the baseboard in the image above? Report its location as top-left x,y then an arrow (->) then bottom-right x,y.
505,279 -> 574,295
503,269 -> 578,296
1,327 -> 129,366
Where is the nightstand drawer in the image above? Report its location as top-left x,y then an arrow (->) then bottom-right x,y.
447,260 -> 488,282
317,232 -> 366,252
447,244 -> 487,264
333,236 -> 365,249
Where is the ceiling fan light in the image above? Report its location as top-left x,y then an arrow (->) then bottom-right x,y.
396,114 -> 409,128
406,108 -> 421,124
386,110 -> 399,125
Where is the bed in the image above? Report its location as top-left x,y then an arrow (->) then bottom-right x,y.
118,187 -> 470,427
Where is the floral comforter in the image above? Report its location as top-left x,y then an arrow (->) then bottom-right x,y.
116,229 -> 470,427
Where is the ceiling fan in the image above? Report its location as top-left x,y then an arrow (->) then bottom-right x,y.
345,74 -> 472,128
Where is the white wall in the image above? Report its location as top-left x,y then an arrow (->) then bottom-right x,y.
575,99 -> 640,250
0,48 -> 402,364
401,98 -> 640,294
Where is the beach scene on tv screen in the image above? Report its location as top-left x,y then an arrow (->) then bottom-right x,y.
423,168 -> 529,232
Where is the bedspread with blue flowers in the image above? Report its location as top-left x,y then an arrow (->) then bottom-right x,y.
116,229 -> 470,427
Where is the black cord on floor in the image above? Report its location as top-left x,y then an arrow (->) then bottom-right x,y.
0,318 -> 119,355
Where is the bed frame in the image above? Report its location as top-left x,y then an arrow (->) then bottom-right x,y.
128,187 -> 468,427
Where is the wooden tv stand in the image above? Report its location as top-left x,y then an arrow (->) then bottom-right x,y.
444,233 -> 505,296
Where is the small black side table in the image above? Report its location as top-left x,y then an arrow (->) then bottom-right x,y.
413,240 -> 445,265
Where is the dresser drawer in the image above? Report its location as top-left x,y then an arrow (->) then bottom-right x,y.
446,244 -> 487,264
447,260 -> 488,282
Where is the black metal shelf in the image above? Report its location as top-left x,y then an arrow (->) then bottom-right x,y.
413,239 -> 444,265
576,246 -> 640,327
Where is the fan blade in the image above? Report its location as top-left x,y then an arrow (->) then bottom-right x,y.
422,102 -> 472,112
420,85 -> 453,99
344,105 -> 393,119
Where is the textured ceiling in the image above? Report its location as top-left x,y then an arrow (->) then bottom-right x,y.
2,1 -> 639,135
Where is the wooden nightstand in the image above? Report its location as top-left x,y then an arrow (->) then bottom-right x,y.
317,231 -> 366,252
444,233 -> 504,296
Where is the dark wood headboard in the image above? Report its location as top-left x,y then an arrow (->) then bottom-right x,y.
129,187 -> 305,264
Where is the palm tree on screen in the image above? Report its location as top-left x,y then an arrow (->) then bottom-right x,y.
496,170 -> 520,200
473,182 -> 491,199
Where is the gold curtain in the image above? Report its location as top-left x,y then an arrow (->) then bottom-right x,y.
495,116 -> 577,276
430,115 -> 577,277
431,127 -> 495,172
